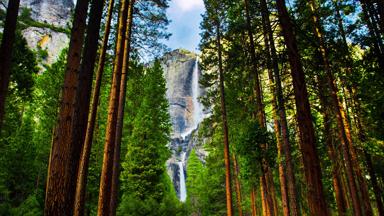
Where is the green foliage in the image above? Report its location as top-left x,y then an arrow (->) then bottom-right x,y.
186,149 -> 206,215
0,32 -> 40,212
0,45 -> 67,214
118,60 -> 179,215
234,121 -> 277,182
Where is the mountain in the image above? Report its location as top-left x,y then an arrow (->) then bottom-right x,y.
160,49 -> 208,201
1,0 -> 74,64
20,0 -> 73,27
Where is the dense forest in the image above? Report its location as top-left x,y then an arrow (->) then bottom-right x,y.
0,0 -> 383,215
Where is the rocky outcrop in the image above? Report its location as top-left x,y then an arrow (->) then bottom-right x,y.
161,49 -> 208,200
1,0 -> 73,64
20,0 -> 73,27
21,0 -> 73,64
161,49 -> 198,136
22,27 -> 69,64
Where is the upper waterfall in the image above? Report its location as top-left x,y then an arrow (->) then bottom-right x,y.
160,49 -> 208,201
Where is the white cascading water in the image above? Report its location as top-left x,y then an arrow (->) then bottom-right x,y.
180,57 -> 204,139
179,152 -> 187,202
178,57 -> 204,202
191,57 -> 204,129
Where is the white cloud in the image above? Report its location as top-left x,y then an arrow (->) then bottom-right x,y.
173,0 -> 204,12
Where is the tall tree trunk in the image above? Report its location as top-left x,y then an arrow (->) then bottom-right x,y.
233,154 -> 243,216
260,0 -> 299,214
251,187 -> 257,216
215,11 -> 233,216
275,0 -> 328,215
97,0 -> 129,215
243,0 -> 275,214
267,169 -> 278,216
109,0 -> 135,215
308,1 -> 373,215
44,1 -> 90,215
0,0 -> 20,130
334,1 -> 384,214
266,57 -> 289,216
74,0 -> 115,215
317,77 -> 348,215
260,179 -> 269,216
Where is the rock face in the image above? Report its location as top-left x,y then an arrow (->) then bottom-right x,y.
20,0 -> 74,27
21,0 -> 73,64
1,0 -> 73,64
161,49 -> 208,201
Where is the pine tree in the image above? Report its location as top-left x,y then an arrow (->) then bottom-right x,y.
97,0 -> 129,214
44,1 -> 90,214
275,0 -> 328,215
119,60 -> 171,212
74,0 -> 115,215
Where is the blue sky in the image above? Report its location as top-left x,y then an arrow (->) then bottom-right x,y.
165,0 -> 205,52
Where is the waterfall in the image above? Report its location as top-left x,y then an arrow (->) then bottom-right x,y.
177,57 -> 202,202
192,57 -> 204,129
164,52 -> 207,202
179,57 -> 204,139
179,152 -> 187,202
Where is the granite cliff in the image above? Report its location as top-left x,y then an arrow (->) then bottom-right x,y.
1,0 -> 73,64
161,49 -> 208,201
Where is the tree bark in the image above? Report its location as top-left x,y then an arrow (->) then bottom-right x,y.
0,0 -> 20,130
275,0 -> 328,215
317,77 -> 348,215
260,0 -> 299,214
44,1 -> 90,215
109,0 -> 135,215
215,11 -> 233,216
97,0 -> 129,215
243,0 -> 275,214
74,0 -> 115,215
261,4 -> 299,215
233,154 -> 243,216
265,57 -> 289,216
334,1 -> 384,215
251,187 -> 257,216
308,1 -> 373,215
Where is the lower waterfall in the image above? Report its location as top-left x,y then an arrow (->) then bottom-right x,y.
162,50 -> 207,202
179,153 -> 187,202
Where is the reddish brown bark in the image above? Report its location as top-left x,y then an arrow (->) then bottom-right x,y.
260,179 -> 268,216
260,3 -> 299,214
44,1 -> 90,215
0,0 -> 21,130
317,78 -> 348,215
97,0 -> 129,215
109,0 -> 135,215
215,15 -> 234,216
251,187 -> 257,216
233,154 -> 243,216
266,71 -> 289,216
275,0 -> 328,215
268,69 -> 289,214
334,2 -> 384,214
243,0 -> 275,214
308,1 -> 369,215
74,0 -> 115,215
